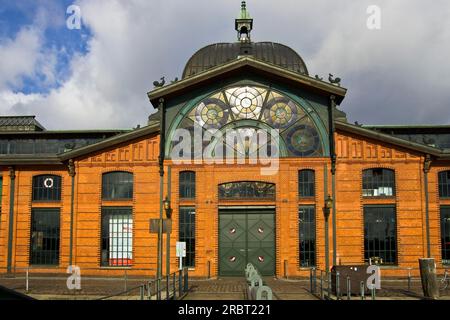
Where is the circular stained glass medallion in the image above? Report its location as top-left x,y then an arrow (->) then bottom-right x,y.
195,98 -> 229,129
286,124 -> 321,156
228,87 -> 264,119
264,97 -> 298,129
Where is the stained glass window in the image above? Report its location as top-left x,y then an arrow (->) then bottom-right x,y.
172,85 -> 324,159
218,182 -> 275,200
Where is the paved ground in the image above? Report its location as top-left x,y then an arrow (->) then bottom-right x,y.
0,274 -> 449,300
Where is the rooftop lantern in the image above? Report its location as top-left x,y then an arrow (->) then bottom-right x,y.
235,1 -> 253,43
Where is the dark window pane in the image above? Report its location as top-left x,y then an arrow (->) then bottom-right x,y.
30,208 -> 60,265
439,171 -> 450,198
218,182 -> 275,200
299,170 -> 315,198
32,175 -> 62,201
102,172 -> 133,200
299,206 -> 316,267
441,206 -> 450,265
362,169 -> 395,197
179,207 -> 196,267
364,206 -> 397,265
101,207 -> 133,267
180,171 -> 196,199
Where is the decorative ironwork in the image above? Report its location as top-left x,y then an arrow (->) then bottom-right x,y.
364,206 -> 397,265
218,181 -> 275,200
362,168 -> 395,197
439,171 -> 450,198
32,175 -> 62,201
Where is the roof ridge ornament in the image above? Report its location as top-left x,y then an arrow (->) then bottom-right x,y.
235,1 -> 253,43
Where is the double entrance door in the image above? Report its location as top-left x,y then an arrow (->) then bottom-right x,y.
219,208 -> 275,276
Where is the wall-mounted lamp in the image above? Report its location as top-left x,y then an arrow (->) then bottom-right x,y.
163,196 -> 172,219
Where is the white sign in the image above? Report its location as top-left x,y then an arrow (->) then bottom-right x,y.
176,242 -> 186,258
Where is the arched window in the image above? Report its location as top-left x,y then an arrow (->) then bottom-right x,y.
299,170 -> 315,198
362,169 -> 395,197
102,172 -> 133,200
439,171 -> 450,198
180,171 -> 196,199
32,175 -> 62,201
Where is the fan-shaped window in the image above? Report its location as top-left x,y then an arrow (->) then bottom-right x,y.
362,169 -> 395,197
102,172 -> 133,200
218,182 -> 275,200
32,175 -> 62,201
299,170 -> 315,198
169,86 -> 324,160
180,171 -> 196,199
439,171 -> 450,198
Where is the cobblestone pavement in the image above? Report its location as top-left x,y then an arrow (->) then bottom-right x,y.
1,274 -> 449,300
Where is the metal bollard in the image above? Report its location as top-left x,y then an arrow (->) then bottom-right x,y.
310,268 -> 313,293
327,272 -> 331,300
320,271 -> 324,299
407,268 -> 412,291
313,268 -> 317,294
157,278 -> 161,300
140,285 -> 144,300
360,281 -> 365,300
346,276 -> 351,300
184,268 -> 189,293
179,270 -> 183,297
371,287 -> 376,300
336,271 -> 340,300
26,268 -> 29,293
147,281 -> 152,300
124,270 -> 128,292
166,275 -> 170,300
173,272 -> 177,299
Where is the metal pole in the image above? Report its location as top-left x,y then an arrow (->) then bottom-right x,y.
26,268 -> 29,293
347,276 -> 351,300
327,272 -> 331,300
140,286 -> 144,300
336,271 -> 340,300
166,167 -> 172,278
157,98 -> 166,281
320,271 -> 324,299
7,167 -> 16,274
313,268 -> 317,294
173,272 -> 176,299
157,278 -> 161,300
371,287 -> 376,300
166,274 -> 170,300
184,268 -> 188,293
360,281 -> 365,300
310,268 -> 313,293
325,215 -> 329,272
68,160 -> 75,266
408,268 -> 412,291
179,270 -> 183,296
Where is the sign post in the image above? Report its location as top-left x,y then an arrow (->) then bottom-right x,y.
176,242 -> 186,270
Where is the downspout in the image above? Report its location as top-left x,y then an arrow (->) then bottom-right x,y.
68,160 -> 76,266
157,98 -> 166,279
6,166 -> 15,274
329,96 -> 337,266
423,154 -> 432,258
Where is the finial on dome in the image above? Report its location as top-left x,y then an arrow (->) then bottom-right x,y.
236,1 -> 253,42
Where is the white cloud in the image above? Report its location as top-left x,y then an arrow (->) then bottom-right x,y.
1,0 -> 450,129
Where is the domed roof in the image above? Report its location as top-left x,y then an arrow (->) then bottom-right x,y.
182,42 -> 309,79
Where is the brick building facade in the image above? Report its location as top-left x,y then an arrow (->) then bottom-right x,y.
1,3 -> 449,278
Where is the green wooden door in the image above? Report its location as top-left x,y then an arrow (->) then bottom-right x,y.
219,209 -> 275,276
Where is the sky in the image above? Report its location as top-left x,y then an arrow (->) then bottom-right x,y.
0,0 -> 449,130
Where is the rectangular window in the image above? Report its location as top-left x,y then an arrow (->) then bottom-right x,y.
439,171 -> 450,198
299,206 -> 316,267
179,172 -> 196,199
101,207 -> 133,267
364,206 -> 397,265
299,170 -> 315,198
441,206 -> 450,265
0,176 -> 2,212
179,207 -> 196,268
30,208 -> 60,266
32,175 -> 62,201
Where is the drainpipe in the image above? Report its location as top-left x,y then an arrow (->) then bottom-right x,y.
7,167 -> 16,274
157,98 -> 166,280
329,96 -> 337,267
68,160 -> 76,266
423,154 -> 432,258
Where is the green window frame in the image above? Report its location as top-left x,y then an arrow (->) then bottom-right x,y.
299,206 -> 316,267
102,172 -> 133,201
30,208 -> 60,266
179,207 -> 196,268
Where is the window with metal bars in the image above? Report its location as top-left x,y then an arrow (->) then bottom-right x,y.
179,171 -> 196,199
299,206 -> 316,267
298,170 -> 315,198
362,169 -> 395,197
30,208 -> 60,265
102,172 -> 133,200
101,207 -> 133,267
439,171 -> 450,198
32,175 -> 62,201
179,207 -> 195,267
441,206 -> 450,265
364,206 -> 397,265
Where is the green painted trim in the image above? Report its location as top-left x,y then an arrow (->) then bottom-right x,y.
7,169 -> 15,273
